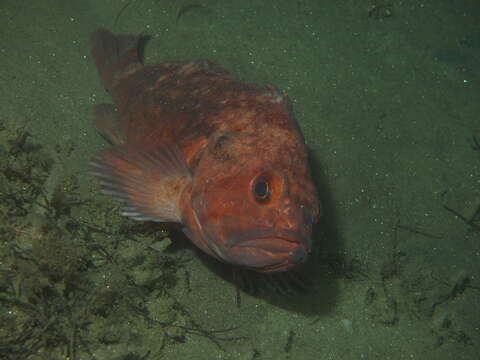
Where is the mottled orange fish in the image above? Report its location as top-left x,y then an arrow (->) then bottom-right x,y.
89,28 -> 319,272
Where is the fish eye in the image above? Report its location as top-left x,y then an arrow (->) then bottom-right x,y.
253,179 -> 271,202
249,171 -> 284,205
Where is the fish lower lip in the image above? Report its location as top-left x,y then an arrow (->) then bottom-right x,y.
221,235 -> 310,271
234,237 -> 300,251
226,229 -> 310,249
232,237 -> 311,262
238,237 -> 309,271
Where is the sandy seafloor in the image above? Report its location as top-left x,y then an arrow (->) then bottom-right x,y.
1,0 -> 479,359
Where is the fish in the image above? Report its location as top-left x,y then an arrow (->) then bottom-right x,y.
89,28 -> 320,273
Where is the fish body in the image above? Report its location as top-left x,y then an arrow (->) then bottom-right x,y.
90,28 -> 319,272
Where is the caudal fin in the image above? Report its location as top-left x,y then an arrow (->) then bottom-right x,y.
90,28 -> 144,92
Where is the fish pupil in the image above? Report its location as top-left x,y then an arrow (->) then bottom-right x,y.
254,180 -> 270,202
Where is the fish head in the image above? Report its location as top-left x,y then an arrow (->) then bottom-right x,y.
182,132 -> 320,273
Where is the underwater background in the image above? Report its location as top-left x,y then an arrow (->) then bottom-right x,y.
0,0 -> 479,359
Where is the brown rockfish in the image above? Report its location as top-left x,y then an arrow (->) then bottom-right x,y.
89,28 -> 319,272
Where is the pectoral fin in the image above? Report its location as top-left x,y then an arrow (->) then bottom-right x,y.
89,143 -> 191,223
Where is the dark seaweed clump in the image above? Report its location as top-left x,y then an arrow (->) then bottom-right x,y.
0,123 -> 238,360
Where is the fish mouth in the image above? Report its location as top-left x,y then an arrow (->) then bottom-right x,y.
224,230 -> 311,272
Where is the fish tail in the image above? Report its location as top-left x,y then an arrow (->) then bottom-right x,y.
90,28 -> 144,92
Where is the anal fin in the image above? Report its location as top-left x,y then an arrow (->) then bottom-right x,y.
93,104 -> 125,145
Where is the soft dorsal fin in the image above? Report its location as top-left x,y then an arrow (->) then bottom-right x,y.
89,143 -> 191,223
